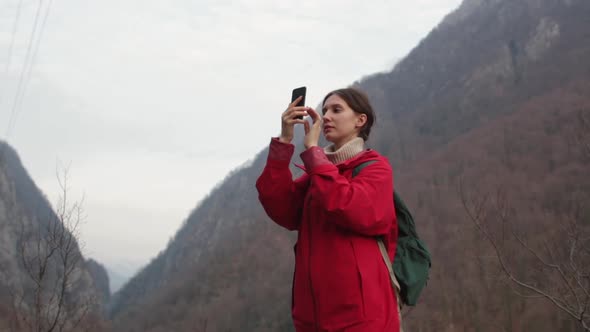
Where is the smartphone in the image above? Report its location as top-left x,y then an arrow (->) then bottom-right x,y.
291,86 -> 306,119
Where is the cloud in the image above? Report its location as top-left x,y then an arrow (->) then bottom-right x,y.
1,0 -> 463,271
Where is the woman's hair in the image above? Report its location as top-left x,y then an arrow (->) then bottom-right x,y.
322,88 -> 376,141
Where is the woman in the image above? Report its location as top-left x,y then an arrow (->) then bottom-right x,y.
256,88 -> 399,332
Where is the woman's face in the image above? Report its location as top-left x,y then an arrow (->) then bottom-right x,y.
322,94 -> 366,147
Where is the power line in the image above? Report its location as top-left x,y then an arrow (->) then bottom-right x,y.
1,0 -> 48,164
0,0 -> 25,111
4,0 -> 45,140
12,0 -> 54,133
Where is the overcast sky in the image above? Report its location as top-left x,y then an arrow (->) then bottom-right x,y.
0,0 -> 463,282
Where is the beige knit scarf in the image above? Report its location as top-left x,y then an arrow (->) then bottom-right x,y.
324,137 -> 365,164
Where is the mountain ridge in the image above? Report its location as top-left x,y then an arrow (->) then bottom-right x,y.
0,141 -> 110,330
111,0 -> 590,330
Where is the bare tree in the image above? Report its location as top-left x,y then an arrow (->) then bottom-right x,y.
459,185 -> 590,331
192,317 -> 208,332
10,166 -> 97,332
457,182 -> 589,330
456,107 -> 590,331
575,110 -> 590,158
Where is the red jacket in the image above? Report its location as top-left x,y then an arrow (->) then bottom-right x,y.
256,138 -> 399,332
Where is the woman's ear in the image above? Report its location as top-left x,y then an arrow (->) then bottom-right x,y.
356,114 -> 367,128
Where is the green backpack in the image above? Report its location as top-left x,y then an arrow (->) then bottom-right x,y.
353,161 -> 432,306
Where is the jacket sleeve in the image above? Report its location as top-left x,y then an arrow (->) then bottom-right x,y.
300,146 -> 394,236
256,138 -> 309,231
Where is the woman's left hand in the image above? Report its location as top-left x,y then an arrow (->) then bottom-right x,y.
304,107 -> 323,149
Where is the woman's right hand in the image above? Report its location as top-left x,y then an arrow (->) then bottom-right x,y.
279,96 -> 309,144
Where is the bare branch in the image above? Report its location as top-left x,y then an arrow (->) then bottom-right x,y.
505,280 -> 545,299
458,179 -> 587,325
576,110 -> 590,157
9,164 -> 96,332
511,226 -> 582,309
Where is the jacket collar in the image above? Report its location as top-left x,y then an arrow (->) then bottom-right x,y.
295,149 -> 381,173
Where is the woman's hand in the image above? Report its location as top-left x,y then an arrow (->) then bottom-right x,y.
279,96 -> 308,144
304,107 -> 322,149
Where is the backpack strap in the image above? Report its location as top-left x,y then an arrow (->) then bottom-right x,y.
378,238 -> 404,331
351,160 -> 378,177
377,238 -> 401,293
377,237 -> 402,312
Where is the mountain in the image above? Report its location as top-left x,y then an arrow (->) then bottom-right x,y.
87,259 -> 111,310
110,0 -> 590,331
0,142 -> 109,331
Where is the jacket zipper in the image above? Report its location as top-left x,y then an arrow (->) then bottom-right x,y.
307,193 -> 319,331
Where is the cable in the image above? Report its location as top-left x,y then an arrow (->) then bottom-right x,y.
1,0 -> 46,164
0,0 -> 25,111
4,0 -> 45,140
12,0 -> 54,132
